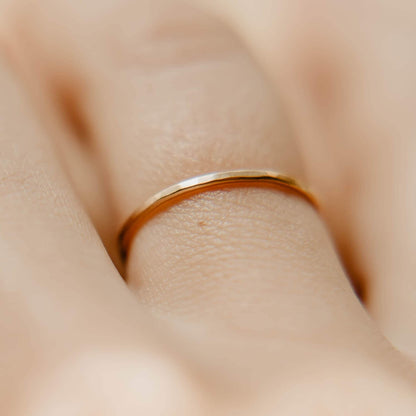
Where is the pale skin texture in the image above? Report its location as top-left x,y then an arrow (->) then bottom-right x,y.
0,0 -> 416,414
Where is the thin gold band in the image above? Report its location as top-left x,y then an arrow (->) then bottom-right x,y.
118,169 -> 317,260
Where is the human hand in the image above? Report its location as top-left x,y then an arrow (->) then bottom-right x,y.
1,0 -> 416,414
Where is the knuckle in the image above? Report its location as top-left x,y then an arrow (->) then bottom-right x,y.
105,1 -> 242,69
21,349 -> 206,415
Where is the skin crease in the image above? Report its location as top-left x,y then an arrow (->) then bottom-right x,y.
0,0 -> 415,414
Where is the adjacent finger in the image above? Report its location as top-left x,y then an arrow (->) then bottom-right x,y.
0,53 -> 204,414
0,12 -> 119,262
201,0 -> 416,356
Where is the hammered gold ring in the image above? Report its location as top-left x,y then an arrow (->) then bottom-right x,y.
118,169 -> 317,261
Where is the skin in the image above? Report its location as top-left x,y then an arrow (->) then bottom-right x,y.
0,0 -> 416,413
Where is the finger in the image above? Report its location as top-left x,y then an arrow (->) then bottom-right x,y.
201,0 -> 416,356
0,6 -> 119,264
0,54 -> 204,414
12,0 -> 416,405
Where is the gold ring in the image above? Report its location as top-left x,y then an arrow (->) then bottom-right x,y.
118,169 -> 317,261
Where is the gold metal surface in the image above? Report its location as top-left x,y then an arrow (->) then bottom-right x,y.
118,170 -> 317,261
